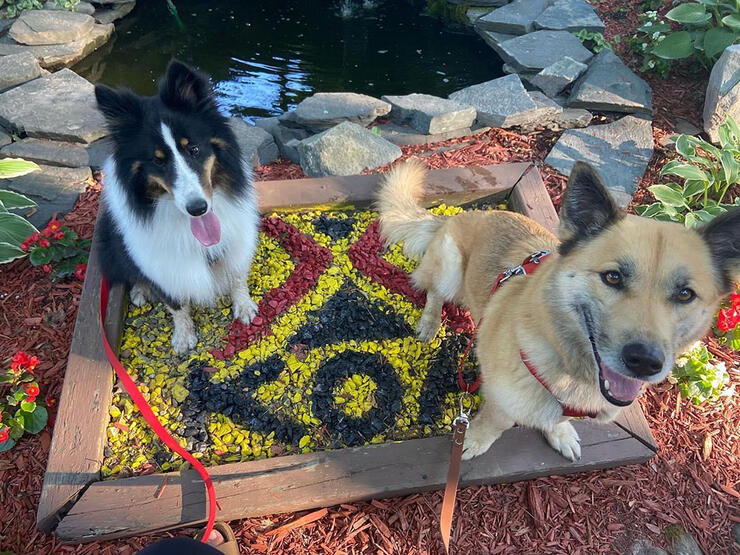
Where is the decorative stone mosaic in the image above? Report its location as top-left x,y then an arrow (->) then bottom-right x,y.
102,206 -> 488,478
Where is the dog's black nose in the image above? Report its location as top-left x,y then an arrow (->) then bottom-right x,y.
622,342 -> 664,376
186,199 -> 208,217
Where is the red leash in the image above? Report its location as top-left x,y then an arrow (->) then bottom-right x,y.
100,278 -> 217,543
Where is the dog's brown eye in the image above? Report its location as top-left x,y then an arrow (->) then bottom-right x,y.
601,270 -> 622,288
188,145 -> 200,157
675,288 -> 696,303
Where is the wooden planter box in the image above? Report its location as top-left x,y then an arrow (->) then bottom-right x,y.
36,162 -> 656,542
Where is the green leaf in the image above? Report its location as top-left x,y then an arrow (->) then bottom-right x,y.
0,212 -> 37,248
661,163 -> 710,182
675,134 -> 696,158
23,405 -> 47,434
0,241 -> 26,264
0,189 -> 36,210
694,209 -> 715,222
0,437 -> 15,453
703,27 -> 738,59
665,3 -> 710,24
29,247 -> 52,266
683,179 -> 706,198
21,401 -> 36,412
652,31 -> 696,59
637,22 -> 672,33
650,184 -> 688,207
721,14 -> 740,30
720,149 -> 739,185
0,158 -> 40,179
636,202 -> 663,218
684,211 -> 701,228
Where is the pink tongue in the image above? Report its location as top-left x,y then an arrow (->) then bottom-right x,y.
601,362 -> 643,403
190,210 -> 221,247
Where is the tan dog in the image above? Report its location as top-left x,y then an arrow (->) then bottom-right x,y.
377,160 -> 740,461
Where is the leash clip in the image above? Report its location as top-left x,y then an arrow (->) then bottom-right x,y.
525,249 -> 551,265
453,392 -> 472,430
497,264 -> 526,285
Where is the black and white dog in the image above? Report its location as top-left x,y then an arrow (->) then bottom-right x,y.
95,61 -> 259,354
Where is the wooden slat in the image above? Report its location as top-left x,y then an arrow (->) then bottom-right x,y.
509,165 -> 559,235
36,207 -> 126,532
614,402 -> 658,451
56,419 -> 653,542
256,162 -> 530,211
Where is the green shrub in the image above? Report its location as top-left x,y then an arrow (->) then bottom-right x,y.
425,0 -> 468,24
574,29 -> 613,53
670,343 -> 731,405
627,10 -> 674,77
0,158 -> 38,265
1,0 -> 80,19
0,351 -> 47,453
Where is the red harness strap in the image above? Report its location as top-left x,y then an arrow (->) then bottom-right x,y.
100,279 -> 217,543
456,250 -> 596,419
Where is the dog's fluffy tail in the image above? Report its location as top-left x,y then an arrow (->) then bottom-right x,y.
376,159 -> 444,258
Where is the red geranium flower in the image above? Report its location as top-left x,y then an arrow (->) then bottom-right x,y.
29,231 -> 40,242
0,427 -> 8,443
11,351 -> 39,373
20,240 -> 30,252
41,227 -> 53,238
731,293 -> 740,308
74,263 -> 87,281
48,220 -> 61,232
39,238 -> 50,248
53,231 -> 64,240
718,307 -> 740,332
42,264 -> 52,274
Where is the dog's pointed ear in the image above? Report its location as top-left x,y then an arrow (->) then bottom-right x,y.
95,84 -> 143,127
158,59 -> 213,110
699,207 -> 740,293
558,162 -> 622,255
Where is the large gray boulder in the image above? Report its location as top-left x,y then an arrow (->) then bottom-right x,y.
534,0 -> 605,33
703,44 -> 740,143
375,122 -> 472,146
475,29 -> 517,58
0,51 -> 42,93
498,30 -> 593,72
8,10 -> 95,46
0,69 -> 108,143
449,74 -> 561,128
475,0 -> 550,35
545,115 -> 654,207
0,129 -> 10,148
297,121 -> 402,177
0,23 -> 113,69
289,92 -> 391,131
569,50 -> 653,114
0,138 -> 89,168
381,93 -> 476,134
228,118 -> 279,167
529,56 -> 588,97
254,116 -> 310,163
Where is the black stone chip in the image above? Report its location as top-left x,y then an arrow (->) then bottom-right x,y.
312,214 -> 357,240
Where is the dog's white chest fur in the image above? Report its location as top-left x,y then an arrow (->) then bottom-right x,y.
102,158 -> 258,305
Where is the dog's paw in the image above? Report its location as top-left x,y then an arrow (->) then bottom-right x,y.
129,284 -> 148,307
232,294 -> 258,324
416,316 -> 441,343
171,324 -> 197,355
461,427 -> 496,460
544,421 -> 581,462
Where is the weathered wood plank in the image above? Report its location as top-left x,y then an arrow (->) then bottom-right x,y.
256,162 -> 530,211
56,420 -> 652,542
509,165 -> 559,235
614,402 -> 658,452
36,208 -> 125,532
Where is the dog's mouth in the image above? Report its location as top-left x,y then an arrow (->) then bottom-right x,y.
190,210 -> 221,247
582,309 -> 643,407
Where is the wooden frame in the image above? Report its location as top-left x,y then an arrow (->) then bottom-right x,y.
36,163 -> 656,542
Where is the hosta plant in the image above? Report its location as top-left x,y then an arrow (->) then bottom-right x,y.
636,115 -> 740,227
0,352 -> 48,452
0,158 -> 39,264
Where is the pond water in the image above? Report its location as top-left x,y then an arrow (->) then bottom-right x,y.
74,0 -> 503,123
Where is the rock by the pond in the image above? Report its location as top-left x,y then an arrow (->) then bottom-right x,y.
529,56 -> 588,97
2,163 -> 91,226
733,522 -> 740,545
627,539 -> 668,555
0,18 -> 14,37
44,1 -> 95,15
85,135 -> 113,169
545,115 -> 654,207
9,10 -> 94,46
289,92 -> 391,132
569,49 -> 653,114
297,121 -> 401,177
0,51 -> 42,93
0,129 -> 10,148
0,138 -> 89,168
450,74 -> 560,128
551,107 -> 592,129
703,44 -> 740,144
665,525 -> 703,555
381,93 -> 476,134
466,7 -> 492,25
518,91 -> 566,132
94,1 -> 135,24
254,116 -> 310,163
475,29 -> 516,58
534,0 -> 605,33
475,0 -> 550,35
0,23 -> 113,69
375,122 -> 472,146
0,69 -> 108,143
228,118 -> 279,167
498,30 -> 593,73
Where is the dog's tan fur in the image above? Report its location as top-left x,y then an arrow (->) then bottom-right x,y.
377,159 -> 740,461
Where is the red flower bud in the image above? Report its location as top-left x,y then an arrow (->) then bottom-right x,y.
42,264 -> 52,274
42,227 -> 53,238
39,238 -> 50,248
0,427 -> 8,443
53,232 -> 64,240
74,263 -> 87,281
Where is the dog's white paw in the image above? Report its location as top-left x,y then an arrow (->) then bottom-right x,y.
232,294 -> 258,325
129,284 -> 148,307
461,426 -> 496,460
544,421 -> 581,461
171,323 -> 197,354
416,316 -> 441,343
